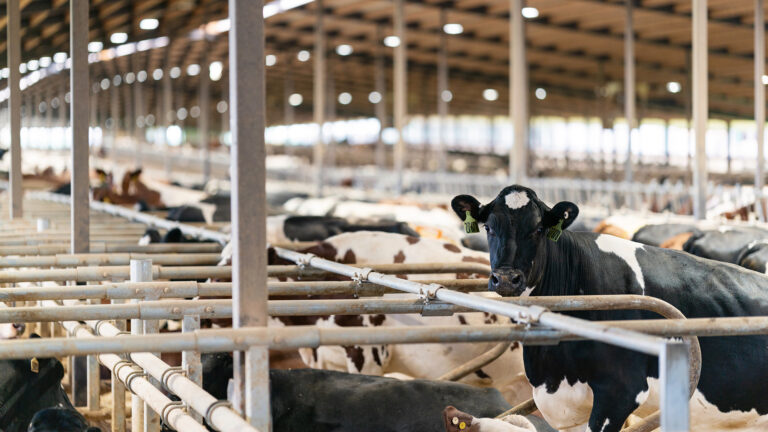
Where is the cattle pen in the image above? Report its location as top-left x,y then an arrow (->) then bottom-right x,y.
7,1 -> 768,432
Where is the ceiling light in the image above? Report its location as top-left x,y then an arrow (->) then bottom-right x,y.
441,90 -> 453,102
368,91 -> 382,104
266,54 -> 277,66
139,18 -> 159,30
522,7 -> 539,19
535,87 -> 547,100
216,101 -> 228,113
88,41 -> 103,53
187,64 -> 201,76
170,67 -> 181,79
125,72 -> 135,84
483,88 -> 499,101
338,92 -> 352,105
666,81 -> 681,94
137,70 -> 148,82
443,23 -> 463,35
289,93 -> 303,106
153,69 -> 163,80
210,61 -> 223,81
39,57 -> 52,68
336,44 -> 353,56
110,32 -> 128,44
383,36 -> 400,48
26,60 -> 39,71
53,52 -> 68,64
297,50 -> 310,62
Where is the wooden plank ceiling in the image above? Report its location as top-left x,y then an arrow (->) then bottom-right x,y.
0,0 -> 767,126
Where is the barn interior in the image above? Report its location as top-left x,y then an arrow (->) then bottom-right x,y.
0,1 -> 768,431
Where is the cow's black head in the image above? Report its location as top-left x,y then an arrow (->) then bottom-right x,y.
451,185 -> 578,296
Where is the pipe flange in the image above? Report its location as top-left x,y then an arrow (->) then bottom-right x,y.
204,400 -> 233,431
160,366 -> 186,393
124,369 -> 148,394
161,400 -> 186,427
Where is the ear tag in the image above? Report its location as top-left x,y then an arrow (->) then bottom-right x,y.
463,211 -> 479,234
547,219 -> 564,242
30,357 -> 39,373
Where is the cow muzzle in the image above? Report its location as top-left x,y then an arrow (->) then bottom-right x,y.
489,268 -> 526,296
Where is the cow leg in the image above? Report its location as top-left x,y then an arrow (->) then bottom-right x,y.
586,390 -> 638,432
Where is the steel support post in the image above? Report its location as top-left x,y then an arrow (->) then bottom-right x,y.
313,0 -> 326,196
509,0 -> 528,183
110,81 -> 120,154
393,0 -> 407,194
229,0 -> 270,429
374,26 -> 387,170
182,315 -> 203,422
200,47 -> 211,185
692,0 -> 709,219
130,260 -> 152,432
70,0 -> 90,254
756,0 -> 765,221
134,73 -> 144,167
624,0 -> 636,184
437,8 -> 448,173
112,298 -> 127,432
7,0 -> 22,219
163,68 -> 173,179
659,341 -> 690,431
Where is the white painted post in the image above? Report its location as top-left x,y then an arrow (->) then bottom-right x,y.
313,0 -> 326,197
7,0 -> 22,219
374,26 -> 387,170
437,8 -> 448,173
130,259 -> 152,432
200,49 -> 211,185
510,0 -> 528,184
692,0 -> 709,219
394,0 -> 407,194
625,0 -> 636,184
182,315 -> 203,422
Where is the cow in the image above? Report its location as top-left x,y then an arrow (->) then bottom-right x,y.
442,406 -> 536,432
683,226 -> 768,265
630,223 -> 701,248
267,215 -> 419,244
736,240 -> 768,274
451,185 -> 768,432
197,352 -> 555,432
0,343 -> 93,432
139,228 -> 201,245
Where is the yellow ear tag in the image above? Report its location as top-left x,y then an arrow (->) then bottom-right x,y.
459,421 -> 466,430
452,417 -> 459,425
30,357 -> 39,373
547,218 -> 564,242
463,211 -> 479,233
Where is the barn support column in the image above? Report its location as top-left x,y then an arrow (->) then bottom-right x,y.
228,0 -> 270,429
200,49 -> 211,185
110,80 -> 120,157
437,7 -> 449,173
313,0 -> 326,196
60,84 -> 68,127
374,26 -> 387,170
283,61 -> 295,155
756,0 -> 765,221
692,0 -> 709,220
510,0 -> 528,183
393,0 -> 407,194
624,0 -> 636,185
664,118 -> 670,166
326,58 -> 336,169
163,68 -> 173,179
46,88 -> 53,148
134,66 -> 145,167
7,0 -> 22,219
70,0 -> 90,255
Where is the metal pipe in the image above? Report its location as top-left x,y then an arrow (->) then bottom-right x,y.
200,47 -> 211,185
757,0 -> 766,221
266,262 -> 490,278
393,0 -> 407,195
438,342 -> 511,381
61,321 -> 209,432
0,243 -> 222,256
692,0 -> 708,219
7,0 -> 22,219
70,0 -> 90,254
437,8 -> 448,173
624,0 -> 635,184
0,253 -> 223,268
313,0 -> 326,196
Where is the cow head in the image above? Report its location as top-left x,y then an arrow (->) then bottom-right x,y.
451,186 -> 578,296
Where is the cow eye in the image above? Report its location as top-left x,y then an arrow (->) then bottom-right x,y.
535,226 -> 544,235
484,225 -> 494,236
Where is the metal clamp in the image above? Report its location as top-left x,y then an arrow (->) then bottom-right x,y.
160,366 -> 186,393
111,360 -> 135,378
94,320 -> 114,336
124,368 -> 148,394
419,283 -> 444,303
204,400 -> 233,431
296,253 -> 316,269
516,305 -> 548,325
161,400 -> 186,427
352,267 -> 373,284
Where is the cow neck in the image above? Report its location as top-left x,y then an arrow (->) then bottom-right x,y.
537,230 -> 590,297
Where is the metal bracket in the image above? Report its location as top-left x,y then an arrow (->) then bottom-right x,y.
352,267 -> 373,284
160,366 -> 186,393
204,400 -> 233,431
296,253 -> 316,269
516,305 -> 548,325
419,283 -> 445,302
161,400 -> 186,427
124,368 -> 148,394
112,360 -> 134,378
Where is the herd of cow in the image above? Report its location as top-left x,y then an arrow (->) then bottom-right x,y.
9,180 -> 768,431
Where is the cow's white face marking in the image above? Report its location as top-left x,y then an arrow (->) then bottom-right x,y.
595,234 -> 646,294
505,191 -> 530,210
635,378 -> 768,431
533,378 -> 592,430
138,234 -> 151,246
0,323 -> 19,339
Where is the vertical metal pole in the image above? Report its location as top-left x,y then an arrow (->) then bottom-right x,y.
60,84 -> 68,127
111,298 -> 127,432
510,0 -> 528,183
664,118 -> 671,166
134,69 -> 144,167
394,0 -> 407,194
46,88 -> 53,148
624,0 -> 635,184
692,0 -> 709,220
200,46 -> 211,185
313,0 -> 326,197
326,59 -> 336,169
374,26 -> 387,170
756,0 -> 765,221
437,8 -> 448,173
163,68 -> 173,179
129,260 -> 152,432
283,62 -> 295,155
229,0 -> 270,429
87,299 -> 100,410
7,0 -> 22,219
659,341 -> 690,431
726,119 -> 732,175
71,0 -> 90,255
110,83 -> 120,155
182,315 -> 202,422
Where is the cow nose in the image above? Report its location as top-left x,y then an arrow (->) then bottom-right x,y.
489,269 -> 525,295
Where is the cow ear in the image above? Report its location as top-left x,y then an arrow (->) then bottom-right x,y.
451,195 -> 487,222
542,201 -> 579,230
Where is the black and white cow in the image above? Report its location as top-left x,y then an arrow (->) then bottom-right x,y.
0,348 -> 93,432
682,226 -> 768,265
451,185 -> 768,432
630,223 -> 701,248
267,215 -> 419,244
736,240 -> 768,274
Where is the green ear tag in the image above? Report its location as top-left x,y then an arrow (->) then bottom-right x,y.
547,219 -> 564,242
463,211 -> 479,233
